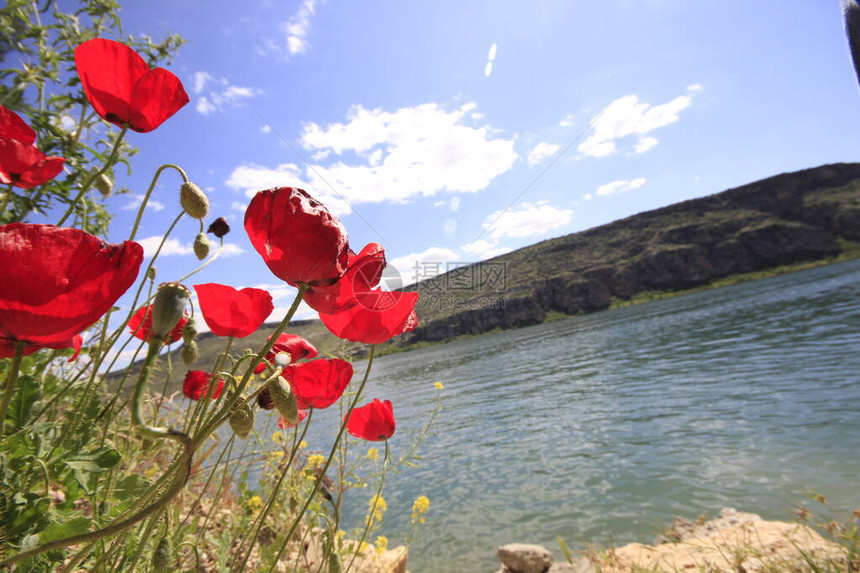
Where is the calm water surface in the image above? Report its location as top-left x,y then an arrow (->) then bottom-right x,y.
299,260 -> 860,572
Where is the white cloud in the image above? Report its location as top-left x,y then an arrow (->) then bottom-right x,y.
123,193 -> 165,212
583,192 -> 593,201
136,236 -> 244,258
483,201 -> 572,240
284,0 -> 317,56
260,124 -> 272,133
389,247 -> 460,287
193,74 -> 262,116
559,114 -> 575,127
460,239 -> 511,260
450,196 -> 461,211
296,102 -> 517,207
225,162 -> 351,216
443,218 -> 457,236
577,88 -> 697,157
484,62 -> 493,77
634,137 -> 658,154
527,142 -> 560,165
687,83 -> 704,92
191,71 -> 212,94
596,177 -> 646,197
488,43 -> 498,61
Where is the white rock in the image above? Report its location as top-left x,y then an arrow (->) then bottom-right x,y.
497,543 -> 554,573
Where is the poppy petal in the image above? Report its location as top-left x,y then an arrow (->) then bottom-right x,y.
253,333 -> 318,374
194,283 -> 273,338
346,399 -> 396,441
75,38 -> 188,132
182,370 -> 224,401
128,305 -> 188,343
0,139 -> 65,189
303,243 -> 387,314
0,106 -> 36,145
244,187 -> 349,287
128,68 -> 190,133
320,290 -> 419,345
0,224 -> 142,356
284,359 -> 353,410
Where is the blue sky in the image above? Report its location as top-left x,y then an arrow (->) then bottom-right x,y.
84,0 -> 860,324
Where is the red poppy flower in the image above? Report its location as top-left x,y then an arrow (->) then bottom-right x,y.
244,187 -> 349,287
346,399 -> 396,441
182,370 -> 224,401
253,333 -> 318,374
304,243 -> 386,314
128,305 -> 188,343
278,410 -> 309,429
283,358 -> 353,410
320,290 -> 419,345
0,224 -> 142,358
0,106 -> 36,144
193,283 -> 273,338
75,38 -> 189,133
0,139 -> 66,189
0,106 -> 65,189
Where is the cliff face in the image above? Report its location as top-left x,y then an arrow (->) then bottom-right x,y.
402,163 -> 860,344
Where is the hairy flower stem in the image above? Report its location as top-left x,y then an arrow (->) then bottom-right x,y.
194,284 -> 309,443
231,410 -> 315,572
347,441 -> 390,572
0,184 -> 13,219
128,163 -> 188,241
265,346 -> 378,573
0,341 -> 25,437
56,125 -> 128,226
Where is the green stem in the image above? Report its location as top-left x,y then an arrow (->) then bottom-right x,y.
346,441 -> 390,572
57,125 -> 128,226
194,285 -> 309,443
0,341 -> 25,437
128,164 -> 188,242
265,346 -> 378,573
231,410 -> 314,572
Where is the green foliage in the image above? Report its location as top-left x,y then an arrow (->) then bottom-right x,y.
0,0 -> 183,234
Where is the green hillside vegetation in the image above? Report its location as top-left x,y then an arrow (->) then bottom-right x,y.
122,162 -> 860,391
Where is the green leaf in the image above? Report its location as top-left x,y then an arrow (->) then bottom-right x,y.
112,474 -> 152,502
66,446 -> 121,472
3,375 -> 41,432
38,517 -> 92,544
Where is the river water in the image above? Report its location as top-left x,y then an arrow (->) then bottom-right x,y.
322,258 -> 860,572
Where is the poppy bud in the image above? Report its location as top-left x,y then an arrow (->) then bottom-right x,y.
229,402 -> 255,439
257,386 -> 275,410
150,282 -> 191,342
180,181 -> 209,220
274,351 -> 292,368
207,216 -> 230,238
182,340 -> 198,365
267,376 -> 299,425
151,535 -> 172,572
147,267 -> 156,280
328,553 -> 343,573
91,170 -> 113,197
182,317 -> 197,344
193,232 -> 210,260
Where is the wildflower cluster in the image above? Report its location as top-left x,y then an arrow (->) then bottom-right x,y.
0,12 -> 430,571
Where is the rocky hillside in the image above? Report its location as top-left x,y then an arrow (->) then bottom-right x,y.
121,162 -> 860,381
400,162 -> 860,345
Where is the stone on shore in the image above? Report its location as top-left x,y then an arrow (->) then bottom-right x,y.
497,543 -> 554,573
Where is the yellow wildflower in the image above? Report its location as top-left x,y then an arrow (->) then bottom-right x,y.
374,535 -> 388,555
271,430 -> 284,444
298,440 -> 307,449
411,495 -> 430,523
367,494 -> 387,523
268,450 -> 284,462
366,447 -> 379,461
246,495 -> 264,512
306,454 -> 325,469
434,381 -> 444,390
